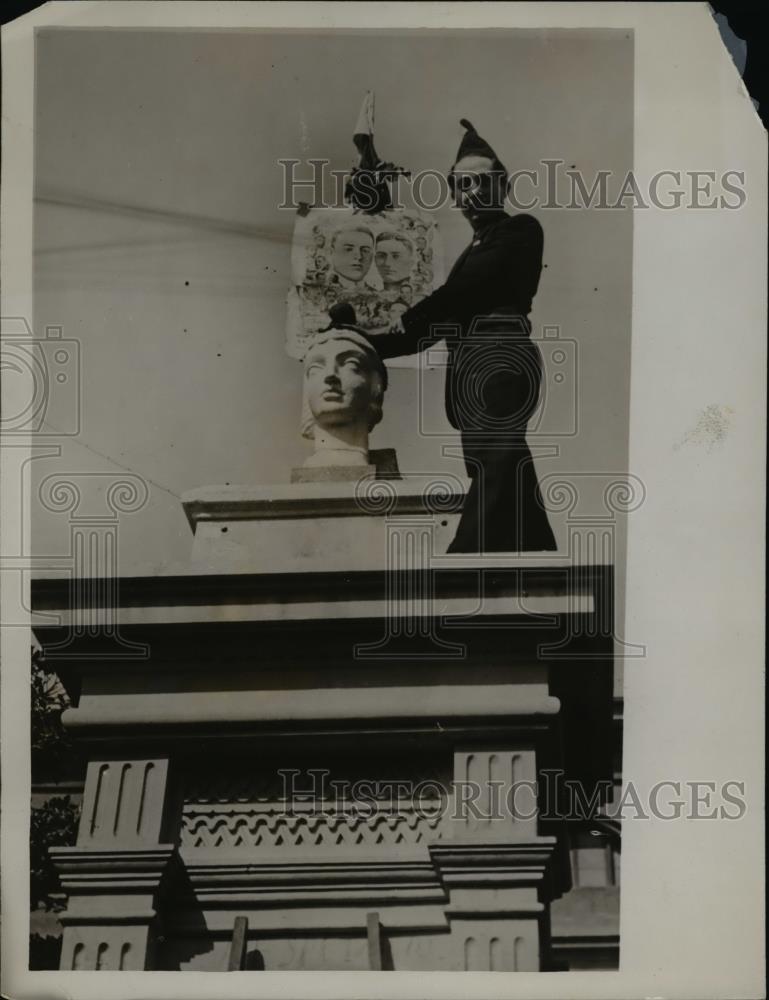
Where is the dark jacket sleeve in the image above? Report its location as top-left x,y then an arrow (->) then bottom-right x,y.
372,214 -> 544,360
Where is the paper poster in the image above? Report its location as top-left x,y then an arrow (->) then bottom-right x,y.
286,207 -> 445,358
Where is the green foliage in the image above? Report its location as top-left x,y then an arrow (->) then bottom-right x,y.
30,795 -> 79,911
29,646 -> 83,968
31,646 -> 73,779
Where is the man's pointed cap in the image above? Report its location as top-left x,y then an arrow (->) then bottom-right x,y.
453,118 -> 507,175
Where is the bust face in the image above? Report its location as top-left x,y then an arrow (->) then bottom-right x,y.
304,336 -> 375,429
330,227 -> 374,283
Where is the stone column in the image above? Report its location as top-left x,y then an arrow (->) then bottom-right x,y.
452,749 -> 538,839
52,757 -> 182,971
430,747 -> 560,971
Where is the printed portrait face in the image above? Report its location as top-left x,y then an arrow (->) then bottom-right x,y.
330,227 -> 374,283
374,233 -> 414,287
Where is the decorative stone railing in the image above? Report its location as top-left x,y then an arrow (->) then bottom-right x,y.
182,800 -> 448,850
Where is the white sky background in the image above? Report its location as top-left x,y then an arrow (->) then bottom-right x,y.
32,28 -> 633,574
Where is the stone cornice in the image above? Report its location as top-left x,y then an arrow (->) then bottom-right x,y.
30,563 -> 609,639
181,479 -> 469,529
62,686 -> 560,731
429,838 -> 560,891
181,854 -> 448,913
50,845 -> 180,893
31,562 -> 603,608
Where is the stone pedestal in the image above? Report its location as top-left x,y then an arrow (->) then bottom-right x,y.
52,846 -> 178,971
50,757 -> 181,971
180,476 -> 467,574
291,447 -> 400,483
33,481 -> 615,972
431,841 -> 559,971
291,463 -> 376,483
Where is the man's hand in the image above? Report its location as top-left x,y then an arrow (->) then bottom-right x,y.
366,318 -> 405,337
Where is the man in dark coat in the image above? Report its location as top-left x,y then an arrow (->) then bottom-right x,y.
369,119 -> 557,554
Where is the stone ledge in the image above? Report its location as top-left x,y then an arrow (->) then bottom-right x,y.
63,685 -> 561,730
182,476 -> 469,530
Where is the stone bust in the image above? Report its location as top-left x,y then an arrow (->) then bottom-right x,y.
300,323 -> 387,469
